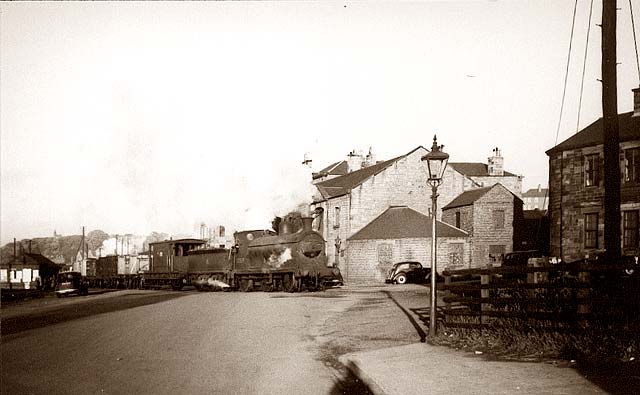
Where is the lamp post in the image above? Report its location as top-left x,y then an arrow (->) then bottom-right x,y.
421,135 -> 449,338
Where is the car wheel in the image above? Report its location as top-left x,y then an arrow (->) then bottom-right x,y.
395,273 -> 408,284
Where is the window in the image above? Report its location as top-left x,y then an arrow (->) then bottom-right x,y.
584,213 -> 599,249
584,154 -> 600,187
455,212 -> 461,228
489,245 -> 505,263
493,210 -> 505,229
623,210 -> 639,250
334,207 -> 340,228
623,148 -> 640,183
449,243 -> 464,266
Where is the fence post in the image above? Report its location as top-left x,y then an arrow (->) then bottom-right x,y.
481,272 -> 490,325
444,273 -> 451,324
577,269 -> 591,327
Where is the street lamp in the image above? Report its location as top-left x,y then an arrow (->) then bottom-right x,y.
421,135 -> 449,338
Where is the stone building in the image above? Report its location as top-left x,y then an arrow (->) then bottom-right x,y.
523,185 -> 549,210
441,183 -> 524,267
546,89 -> 640,262
345,206 -> 469,284
311,145 -> 522,281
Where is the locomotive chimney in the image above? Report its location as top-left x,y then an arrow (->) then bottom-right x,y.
301,217 -> 313,232
279,222 -> 292,235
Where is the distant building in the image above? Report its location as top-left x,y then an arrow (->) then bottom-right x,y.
346,206 -> 469,283
1,253 -> 61,290
311,146 -> 522,280
523,185 -> 549,210
546,88 -> 640,262
441,183 -> 524,267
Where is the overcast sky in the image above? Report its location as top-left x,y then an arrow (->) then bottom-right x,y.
2,1 -> 639,244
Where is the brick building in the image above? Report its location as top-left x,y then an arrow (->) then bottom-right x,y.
311,146 -> 522,280
441,183 -> 524,267
546,89 -> 640,262
345,206 -> 469,284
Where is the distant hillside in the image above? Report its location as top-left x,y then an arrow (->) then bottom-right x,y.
0,230 -> 172,265
0,230 -> 110,265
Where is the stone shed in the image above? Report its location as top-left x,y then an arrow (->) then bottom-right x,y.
345,206 -> 469,285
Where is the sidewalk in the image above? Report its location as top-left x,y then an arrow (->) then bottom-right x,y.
339,343 -> 605,395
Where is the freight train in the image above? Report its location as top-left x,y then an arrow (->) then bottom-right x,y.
89,216 -> 343,292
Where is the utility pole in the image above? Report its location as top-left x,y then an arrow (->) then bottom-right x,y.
602,0 -> 621,262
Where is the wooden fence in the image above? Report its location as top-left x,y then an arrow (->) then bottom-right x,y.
441,260 -> 640,332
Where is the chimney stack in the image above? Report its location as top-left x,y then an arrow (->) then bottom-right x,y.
488,147 -> 504,176
633,87 -> 640,117
301,217 -> 313,232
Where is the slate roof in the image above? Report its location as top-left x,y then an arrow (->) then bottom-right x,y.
348,206 -> 468,241
442,183 -> 522,210
523,187 -> 549,198
442,186 -> 493,210
312,161 -> 349,180
315,148 -> 426,200
448,162 -> 517,177
546,111 -> 640,155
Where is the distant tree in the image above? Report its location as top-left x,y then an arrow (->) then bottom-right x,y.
143,232 -> 169,252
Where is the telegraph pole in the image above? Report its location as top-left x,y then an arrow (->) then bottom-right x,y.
602,0 -> 621,262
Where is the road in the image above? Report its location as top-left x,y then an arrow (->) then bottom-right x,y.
1,286 -> 429,395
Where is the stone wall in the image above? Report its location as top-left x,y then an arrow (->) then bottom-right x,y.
346,236 -> 470,285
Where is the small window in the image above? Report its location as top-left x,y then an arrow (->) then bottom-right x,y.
584,213 -> 599,249
623,148 -> 640,183
334,207 -> 340,228
623,210 -> 639,250
455,211 -> 461,228
584,154 -> 600,187
489,245 -> 505,263
493,210 -> 505,229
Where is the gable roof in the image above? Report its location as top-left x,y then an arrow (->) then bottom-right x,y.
546,111 -> 639,155
312,160 -> 349,180
315,147 -> 425,200
348,206 -> 468,241
523,187 -> 549,198
448,162 -> 517,177
442,183 -> 521,210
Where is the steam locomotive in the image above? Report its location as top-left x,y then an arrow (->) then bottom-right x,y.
140,216 -> 343,292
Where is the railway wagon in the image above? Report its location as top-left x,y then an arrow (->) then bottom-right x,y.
145,238 -> 206,290
94,255 -> 143,289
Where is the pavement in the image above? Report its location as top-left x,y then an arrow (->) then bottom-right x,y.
339,343 -> 606,395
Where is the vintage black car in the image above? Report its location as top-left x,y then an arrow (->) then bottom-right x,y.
55,271 -> 89,297
385,261 -> 435,284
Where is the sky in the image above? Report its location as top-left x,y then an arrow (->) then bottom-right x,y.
1,1 -> 639,245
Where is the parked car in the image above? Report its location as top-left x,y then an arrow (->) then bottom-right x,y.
55,271 -> 89,297
385,261 -> 441,284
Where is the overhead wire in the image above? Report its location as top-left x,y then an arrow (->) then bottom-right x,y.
576,0 -> 595,132
540,0 -> 579,256
630,0 -> 640,82
554,0 -> 579,146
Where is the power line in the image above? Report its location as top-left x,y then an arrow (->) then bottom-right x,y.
554,0 -> 579,146
577,0 -> 595,132
630,0 -> 640,82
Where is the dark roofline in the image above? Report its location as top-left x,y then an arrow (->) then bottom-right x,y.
546,111 -> 639,155
443,183 -> 522,210
314,146 -> 427,201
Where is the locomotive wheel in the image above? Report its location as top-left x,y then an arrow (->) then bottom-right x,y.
239,278 -> 253,292
283,274 -> 298,293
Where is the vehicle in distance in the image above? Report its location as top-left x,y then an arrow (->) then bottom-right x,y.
55,271 -> 89,297
385,261 -> 440,284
